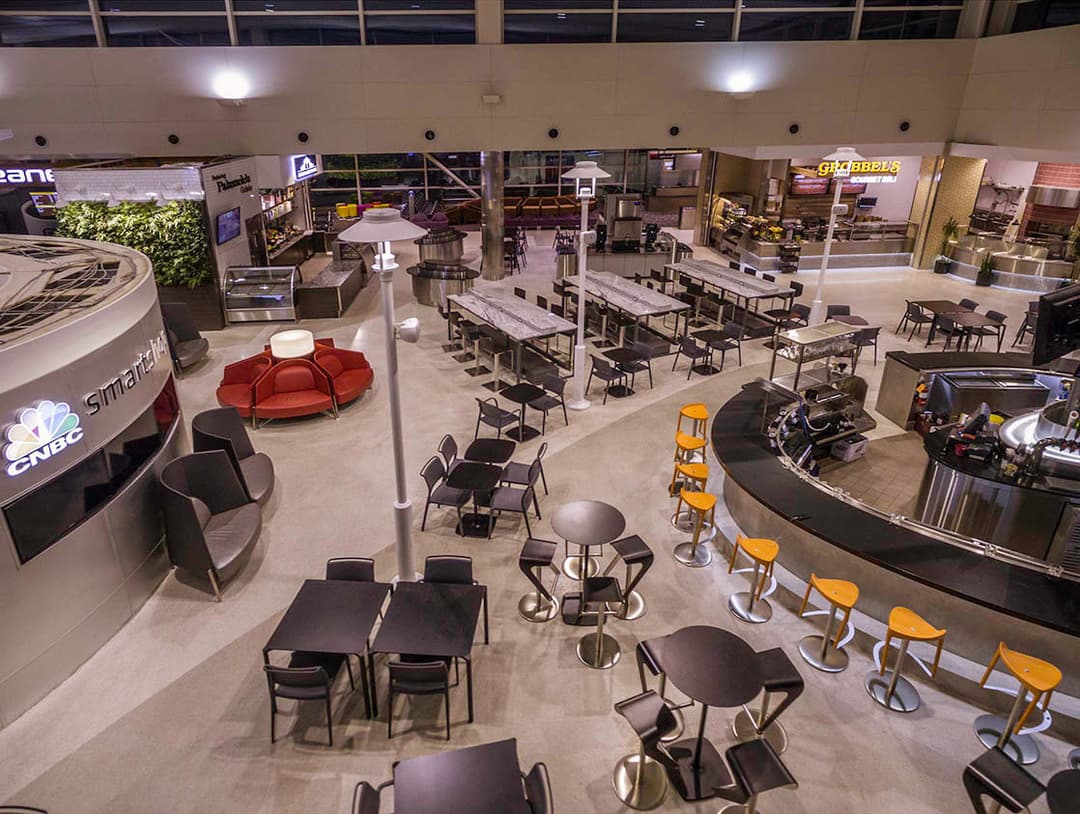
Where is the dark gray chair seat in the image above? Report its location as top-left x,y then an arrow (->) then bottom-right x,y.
201,502 -> 262,580
161,302 -> 210,372
192,407 -> 276,506
963,747 -> 1045,813
432,482 -> 469,506
238,453 -> 275,505
173,337 -> 210,368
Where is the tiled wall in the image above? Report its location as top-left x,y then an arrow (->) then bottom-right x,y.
915,155 -> 985,269
1033,163 -> 1080,190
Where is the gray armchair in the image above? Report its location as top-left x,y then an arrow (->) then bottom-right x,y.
160,451 -> 261,600
191,407 -> 275,505
161,302 -> 210,374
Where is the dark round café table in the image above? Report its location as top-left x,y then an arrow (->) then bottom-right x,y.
602,347 -> 644,396
1047,769 -> 1080,814
498,382 -> 546,442
649,625 -> 763,802
551,499 -> 626,580
446,461 -> 504,537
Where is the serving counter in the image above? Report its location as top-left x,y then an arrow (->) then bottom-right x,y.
946,235 -> 1075,292
739,229 -> 914,272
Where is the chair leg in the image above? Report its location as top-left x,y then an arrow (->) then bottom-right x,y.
445,688 -> 451,741
325,695 -> 334,747
540,463 -> 549,495
387,689 -> 394,738
474,413 -> 481,440
524,511 -> 533,538
585,372 -> 594,397
269,703 -> 276,744
208,569 -> 222,602
346,658 -> 355,690
421,500 -> 430,531
562,402 -> 569,426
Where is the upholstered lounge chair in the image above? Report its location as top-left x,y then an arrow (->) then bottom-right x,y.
216,353 -> 272,417
314,347 -> 375,406
192,407 -> 275,505
252,359 -> 335,428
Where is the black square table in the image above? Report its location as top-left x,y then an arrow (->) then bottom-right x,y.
372,581 -> 487,724
831,314 -> 869,326
499,382 -> 546,441
603,346 -> 645,396
393,738 -> 531,814
263,579 -> 391,717
446,461 -> 504,537
914,299 -> 965,345
689,329 -> 726,375
464,437 -> 517,464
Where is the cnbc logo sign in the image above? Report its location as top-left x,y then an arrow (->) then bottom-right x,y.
3,400 -> 83,477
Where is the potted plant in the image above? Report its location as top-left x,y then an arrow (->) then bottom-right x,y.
976,253 -> 995,287
934,216 -> 961,274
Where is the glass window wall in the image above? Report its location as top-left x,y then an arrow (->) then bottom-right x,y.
504,12 -> 611,43
738,10 -> 853,41
618,12 -> 733,42
860,9 -> 961,40
365,13 -> 475,44
0,15 -> 96,46
103,16 -> 230,46
236,14 -> 361,46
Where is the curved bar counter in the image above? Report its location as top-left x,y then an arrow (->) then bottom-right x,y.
0,237 -> 183,728
713,363 -> 1080,734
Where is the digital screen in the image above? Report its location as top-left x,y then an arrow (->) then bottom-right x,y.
1033,284 -> 1080,366
857,196 -> 878,208
830,178 -> 867,195
789,174 -> 830,196
3,379 -> 179,565
216,207 -> 241,245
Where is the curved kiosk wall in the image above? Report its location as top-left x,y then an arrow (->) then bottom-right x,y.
0,236 -> 182,728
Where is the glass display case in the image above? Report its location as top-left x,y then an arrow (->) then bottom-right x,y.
222,265 -> 298,324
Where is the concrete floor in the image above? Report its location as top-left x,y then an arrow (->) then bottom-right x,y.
0,232 -> 1074,813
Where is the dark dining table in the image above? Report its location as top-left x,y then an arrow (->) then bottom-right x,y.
603,346 -> 645,395
499,382 -> 546,441
951,310 -> 1004,351
914,298 -> 969,345
393,738 -> 531,814
641,626 -> 763,801
464,437 -> 517,464
832,314 -> 869,326
371,581 -> 487,723
690,328 -> 727,375
551,499 -> 626,580
263,579 -> 391,717
446,461 -> 504,537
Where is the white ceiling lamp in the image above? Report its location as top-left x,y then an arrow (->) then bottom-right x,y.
212,71 -> 250,107
726,71 -> 756,99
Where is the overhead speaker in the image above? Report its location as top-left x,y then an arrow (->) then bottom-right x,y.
424,130 -> 436,141
548,128 -> 559,139
899,120 -> 911,132
788,123 -> 800,135
167,133 -> 180,145
669,126 -> 680,137
34,135 -> 47,147
297,131 -> 309,143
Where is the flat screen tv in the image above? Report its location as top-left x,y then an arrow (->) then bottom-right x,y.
216,207 -> 241,245
789,174 -> 830,196
829,178 -> 867,195
1033,283 -> 1080,365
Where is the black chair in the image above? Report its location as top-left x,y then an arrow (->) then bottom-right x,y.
528,375 -> 569,434
620,341 -> 655,390
460,324 -> 489,376
523,762 -> 554,814
160,451 -> 261,601
973,310 -> 1008,352
604,535 -> 653,621
264,652 -> 346,746
192,407 -> 275,505
959,298 -> 979,311
450,313 -> 476,361
502,441 -> 549,495
419,456 -> 468,531
854,326 -> 880,366
474,397 -> 518,439
161,301 -> 209,374
781,303 -> 811,329
438,433 -> 461,475
586,357 -> 627,404
514,287 -> 527,300
1013,301 -> 1038,347
490,460 -> 541,538
825,304 -> 851,319
613,690 -> 678,809
422,554 -> 488,646
712,738 -> 797,812
326,557 -> 375,582
518,537 -> 560,622
897,300 -> 933,338
705,322 -> 743,371
963,747 -> 1045,813
352,780 -> 393,814
577,575 -> 623,669
671,336 -> 710,380
937,315 -> 960,349
387,660 -> 451,740
733,647 -> 804,754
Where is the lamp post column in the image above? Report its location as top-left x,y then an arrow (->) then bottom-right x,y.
568,192 -> 592,410
809,178 -> 844,325
378,263 -> 415,582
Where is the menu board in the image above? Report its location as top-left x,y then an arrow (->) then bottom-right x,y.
830,178 -> 867,195
789,174 -> 830,196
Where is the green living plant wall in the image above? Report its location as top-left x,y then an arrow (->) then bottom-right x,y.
57,200 -> 213,288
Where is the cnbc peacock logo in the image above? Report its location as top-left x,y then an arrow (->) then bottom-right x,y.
4,400 -> 84,477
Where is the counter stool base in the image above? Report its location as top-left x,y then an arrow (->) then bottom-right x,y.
613,589 -> 646,620
864,671 -> 921,713
563,554 -> 600,580
670,510 -> 717,541
1069,747 -> 1080,769
797,635 -> 849,673
667,738 -> 729,802
578,632 -> 621,669
728,592 -> 773,624
732,708 -> 788,754
673,541 -> 712,568
974,714 -> 1040,765
612,755 -> 668,810
483,379 -> 510,393
518,593 -> 558,623
606,385 -> 634,398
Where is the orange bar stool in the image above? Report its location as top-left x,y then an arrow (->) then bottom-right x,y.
674,403 -> 708,466
864,606 -> 945,714
727,534 -> 779,624
797,574 -> 858,673
669,461 -> 708,497
975,641 -> 1062,765
672,488 -> 716,568
674,431 -> 706,467
677,402 -> 709,440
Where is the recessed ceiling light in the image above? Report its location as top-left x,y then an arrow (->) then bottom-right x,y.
695,19 -> 705,26
557,13 -> 567,20
212,70 -> 250,101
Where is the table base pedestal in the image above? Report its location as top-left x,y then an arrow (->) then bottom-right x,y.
612,754 -> 668,811
667,738 -> 730,802
577,632 -> 621,669
732,708 -> 788,754
456,513 -> 494,538
691,364 -> 720,376
563,554 -> 600,580
974,714 -> 1040,765
483,379 -> 510,393
613,589 -> 646,620
606,385 -> 635,398
864,670 -> 921,713
797,635 -> 849,673
506,425 -> 541,442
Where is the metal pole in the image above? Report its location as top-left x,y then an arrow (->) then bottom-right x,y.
379,263 -> 415,582
568,192 -> 592,410
809,179 -> 844,324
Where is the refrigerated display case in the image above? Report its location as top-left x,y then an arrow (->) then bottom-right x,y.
222,265 -> 298,323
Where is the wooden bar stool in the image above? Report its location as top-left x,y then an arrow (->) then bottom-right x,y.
864,606 -> 945,713
677,402 -> 709,440
797,574 -> 858,673
727,534 -> 779,624
668,461 -> 708,497
975,641 -> 1062,765
672,488 -> 716,568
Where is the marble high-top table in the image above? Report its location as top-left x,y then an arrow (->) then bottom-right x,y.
563,271 -> 689,346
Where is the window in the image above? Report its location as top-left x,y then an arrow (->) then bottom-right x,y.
505,0 -> 611,7
742,0 -> 854,5
0,1 -> 89,8
1012,0 -> 1080,32
104,16 -> 230,46
738,11 -> 853,41
860,9 -> 960,40
504,13 -> 611,43
234,0 -> 356,8
364,13 -> 475,44
3,378 -> 179,565
236,14 -> 361,46
0,15 -> 97,47
99,0 -> 224,9
618,12 -> 733,42
619,0 -> 733,7
365,0 -> 475,8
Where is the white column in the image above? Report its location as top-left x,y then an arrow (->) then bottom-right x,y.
568,195 -> 592,410
809,179 -> 844,325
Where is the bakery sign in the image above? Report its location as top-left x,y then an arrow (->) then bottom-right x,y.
817,159 -> 901,185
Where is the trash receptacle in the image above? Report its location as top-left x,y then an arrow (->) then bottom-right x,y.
556,248 -> 577,279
